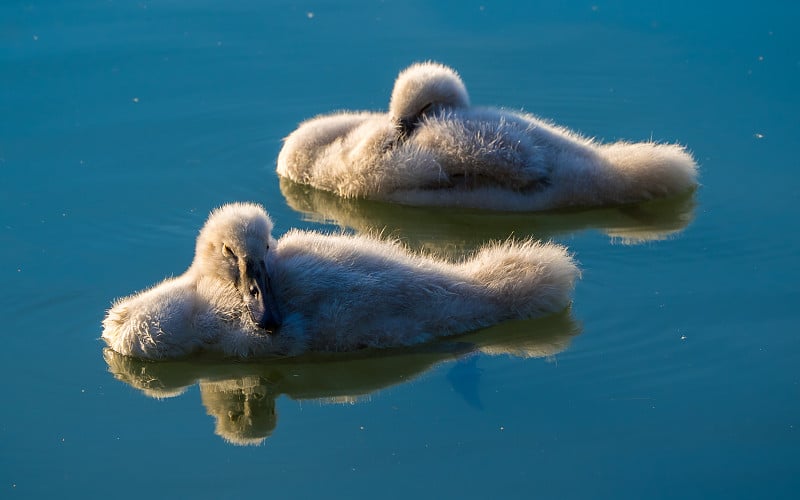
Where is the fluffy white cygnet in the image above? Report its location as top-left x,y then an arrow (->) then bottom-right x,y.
277,62 -> 698,211
102,203 -> 283,359
102,202 -> 579,359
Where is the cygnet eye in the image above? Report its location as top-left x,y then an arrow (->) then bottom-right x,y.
222,243 -> 237,260
249,285 -> 259,297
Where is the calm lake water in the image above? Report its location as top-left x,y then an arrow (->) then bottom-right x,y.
2,1 -> 798,498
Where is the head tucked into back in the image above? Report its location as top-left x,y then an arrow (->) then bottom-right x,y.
389,61 -> 471,137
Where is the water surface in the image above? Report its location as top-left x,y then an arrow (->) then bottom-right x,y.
2,1 -> 798,498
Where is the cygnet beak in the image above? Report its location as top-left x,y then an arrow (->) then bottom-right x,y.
243,258 -> 282,331
396,102 -> 433,139
396,116 -> 417,138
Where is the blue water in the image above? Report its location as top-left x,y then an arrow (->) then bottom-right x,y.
2,1 -> 798,498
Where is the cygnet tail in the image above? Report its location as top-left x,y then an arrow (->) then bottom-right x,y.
462,240 -> 579,318
594,142 -> 699,203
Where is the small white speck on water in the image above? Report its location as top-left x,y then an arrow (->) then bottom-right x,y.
359,425 -> 365,431
499,426 -> 505,431
754,133 -> 764,139
132,97 -> 139,103
758,55 -> 764,62
33,34 -> 39,41
680,335 -> 687,341
306,11 -> 314,19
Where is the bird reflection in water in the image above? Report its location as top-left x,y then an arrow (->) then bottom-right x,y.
103,309 -> 579,446
280,177 -> 697,255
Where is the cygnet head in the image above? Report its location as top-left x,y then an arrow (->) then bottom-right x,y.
389,62 -> 470,137
192,202 -> 281,330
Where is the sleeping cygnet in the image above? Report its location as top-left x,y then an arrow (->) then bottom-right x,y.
102,202 -> 579,359
277,62 -> 698,211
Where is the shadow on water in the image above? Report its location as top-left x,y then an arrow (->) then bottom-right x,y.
103,309 -> 580,446
279,177 -> 697,253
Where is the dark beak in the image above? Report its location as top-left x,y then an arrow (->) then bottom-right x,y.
396,102 -> 432,139
396,117 -> 417,139
244,259 -> 282,331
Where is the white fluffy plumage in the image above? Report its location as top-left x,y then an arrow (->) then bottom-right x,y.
102,203 -> 579,359
277,61 -> 698,211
